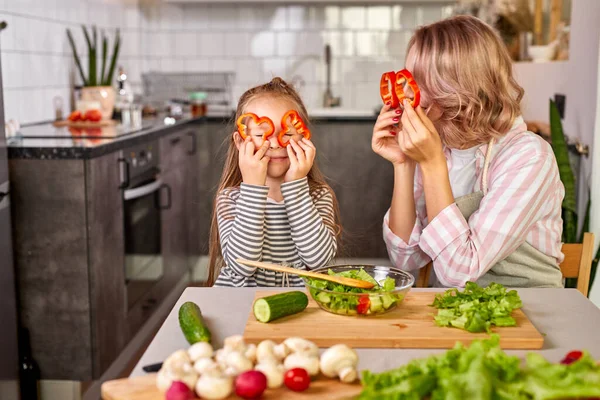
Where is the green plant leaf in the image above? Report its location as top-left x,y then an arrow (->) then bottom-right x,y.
550,100 -> 578,243
101,33 -> 108,87
89,25 -> 97,86
82,25 -> 94,86
104,28 -> 120,86
66,29 -> 87,86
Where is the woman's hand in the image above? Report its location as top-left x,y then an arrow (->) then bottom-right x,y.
239,136 -> 270,186
284,138 -> 315,182
398,100 -> 444,168
372,103 -> 408,166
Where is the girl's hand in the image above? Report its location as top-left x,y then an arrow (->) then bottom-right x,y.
372,103 -> 408,166
398,100 -> 444,167
239,137 -> 270,186
284,138 -> 315,182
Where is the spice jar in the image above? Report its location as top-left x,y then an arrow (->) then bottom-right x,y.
189,92 -> 207,118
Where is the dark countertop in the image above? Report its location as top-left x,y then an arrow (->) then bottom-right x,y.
7,111 -> 377,160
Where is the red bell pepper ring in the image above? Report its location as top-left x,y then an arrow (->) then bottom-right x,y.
395,69 -> 421,109
357,295 -> 370,315
279,110 -> 311,147
380,71 -> 399,109
236,113 -> 275,142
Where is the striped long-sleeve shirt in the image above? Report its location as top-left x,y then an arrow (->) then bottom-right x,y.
383,117 -> 565,287
214,177 -> 337,287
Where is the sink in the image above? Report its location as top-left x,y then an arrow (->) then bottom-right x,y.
308,108 -> 376,118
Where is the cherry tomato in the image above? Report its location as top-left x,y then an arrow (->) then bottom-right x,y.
85,109 -> 103,122
357,295 -> 370,315
68,110 -> 82,122
560,350 -> 583,365
284,368 -> 310,392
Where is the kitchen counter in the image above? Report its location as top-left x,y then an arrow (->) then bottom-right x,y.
131,287 -> 600,377
6,109 -> 377,160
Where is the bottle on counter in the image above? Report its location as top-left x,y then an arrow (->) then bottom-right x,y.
113,66 -> 133,124
19,327 -> 41,400
189,92 -> 207,118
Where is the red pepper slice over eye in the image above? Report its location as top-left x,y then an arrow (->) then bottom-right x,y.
395,69 -> 421,109
236,113 -> 275,142
380,71 -> 399,109
279,110 -> 311,147
357,295 -> 370,315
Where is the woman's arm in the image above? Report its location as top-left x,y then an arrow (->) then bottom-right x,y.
281,178 -> 337,269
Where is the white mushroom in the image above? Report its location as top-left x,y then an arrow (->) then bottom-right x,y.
223,335 -> 247,353
188,342 -> 214,362
284,352 -> 320,376
215,348 -> 231,369
320,344 -> 359,383
193,358 -> 220,375
245,343 -> 257,364
195,373 -> 233,400
283,337 -> 319,357
274,343 -> 291,360
224,351 -> 253,377
256,340 -> 282,363
255,360 -> 285,389
156,354 -> 198,392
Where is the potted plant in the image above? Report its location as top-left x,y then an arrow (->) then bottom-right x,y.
66,26 -> 121,120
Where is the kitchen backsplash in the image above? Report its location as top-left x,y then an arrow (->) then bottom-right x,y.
0,0 -> 453,125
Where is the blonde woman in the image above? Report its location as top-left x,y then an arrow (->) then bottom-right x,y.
208,78 -> 341,287
373,16 -> 565,288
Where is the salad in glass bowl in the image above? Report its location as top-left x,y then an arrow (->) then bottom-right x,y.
303,265 -> 414,316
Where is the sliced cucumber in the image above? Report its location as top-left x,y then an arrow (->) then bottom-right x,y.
253,291 -> 308,323
381,293 -> 396,309
316,291 -> 331,304
369,295 -> 384,312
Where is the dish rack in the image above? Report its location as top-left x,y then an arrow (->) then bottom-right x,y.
142,71 -> 235,111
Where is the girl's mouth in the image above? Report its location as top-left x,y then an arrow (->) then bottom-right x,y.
269,156 -> 289,163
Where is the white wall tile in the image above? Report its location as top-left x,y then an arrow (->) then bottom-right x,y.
324,6 -> 340,30
367,6 -> 392,30
250,32 -> 275,58
3,89 -> 20,121
13,15 -> 36,53
288,6 -> 305,31
398,5 -> 419,30
353,82 -> 379,110
340,59 -> 367,83
175,32 -> 197,58
198,33 -> 224,57
266,6 -> 287,31
236,58 -> 262,84
280,32 -> 323,57
211,58 -> 236,73
124,4 -> 140,29
236,6 -> 262,31
322,31 -> 354,58
341,6 -> 366,30
2,51 -> 21,89
288,57 -> 317,84
160,4 -> 183,32
208,5 -> 234,31
224,32 -> 250,58
304,6 -> 325,30
184,59 -> 211,72
0,13 -> 16,52
262,58 -> 287,82
183,4 -> 209,30
355,32 -> 386,57
160,58 -> 184,73
421,5 -> 443,25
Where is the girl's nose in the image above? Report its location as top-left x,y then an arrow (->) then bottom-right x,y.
267,133 -> 281,148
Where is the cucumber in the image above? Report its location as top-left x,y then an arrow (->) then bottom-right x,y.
369,295 -> 384,312
316,291 -> 331,304
179,301 -> 212,344
381,293 -> 396,309
253,291 -> 308,323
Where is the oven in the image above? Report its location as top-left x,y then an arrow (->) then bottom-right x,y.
119,141 -> 171,309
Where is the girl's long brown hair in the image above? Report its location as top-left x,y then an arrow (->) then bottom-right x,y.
207,77 -> 342,286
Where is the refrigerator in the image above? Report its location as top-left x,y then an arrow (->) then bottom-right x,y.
0,20 -> 21,400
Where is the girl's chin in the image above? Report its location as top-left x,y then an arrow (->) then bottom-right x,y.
268,157 -> 289,163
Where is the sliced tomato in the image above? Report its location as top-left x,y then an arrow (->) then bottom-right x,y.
357,295 -> 370,315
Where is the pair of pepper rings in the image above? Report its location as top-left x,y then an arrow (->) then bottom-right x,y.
380,69 -> 421,110
236,110 -> 311,148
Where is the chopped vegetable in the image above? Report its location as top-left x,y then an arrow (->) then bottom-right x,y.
305,268 -> 403,316
279,110 -> 311,147
560,350 -> 583,365
253,291 -> 308,323
235,370 -> 267,399
394,69 -> 421,109
179,301 -> 212,344
284,368 -> 311,392
431,282 -> 523,333
236,112 -> 275,142
380,71 -> 399,108
360,335 -> 600,400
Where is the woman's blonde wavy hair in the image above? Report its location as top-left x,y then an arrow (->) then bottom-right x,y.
406,15 -> 524,149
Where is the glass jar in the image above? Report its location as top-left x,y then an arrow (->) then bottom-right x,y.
189,92 -> 208,118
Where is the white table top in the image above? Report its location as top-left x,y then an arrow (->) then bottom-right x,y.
131,288 -> 600,377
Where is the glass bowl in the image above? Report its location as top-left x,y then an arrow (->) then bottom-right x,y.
303,265 -> 414,316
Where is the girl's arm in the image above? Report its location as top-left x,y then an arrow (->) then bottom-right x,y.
281,178 -> 337,269
384,163 -> 432,271
217,184 -> 268,278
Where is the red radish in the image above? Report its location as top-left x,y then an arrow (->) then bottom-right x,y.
165,381 -> 194,400
284,368 -> 310,392
235,370 -> 267,399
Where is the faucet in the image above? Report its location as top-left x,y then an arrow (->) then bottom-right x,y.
323,44 -> 341,108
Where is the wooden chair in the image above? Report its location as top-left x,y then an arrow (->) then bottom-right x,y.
416,232 -> 595,297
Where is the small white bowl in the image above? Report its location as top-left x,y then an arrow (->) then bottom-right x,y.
528,44 -> 557,62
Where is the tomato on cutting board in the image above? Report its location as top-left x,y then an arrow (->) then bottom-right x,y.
85,109 -> 103,122
284,368 -> 310,392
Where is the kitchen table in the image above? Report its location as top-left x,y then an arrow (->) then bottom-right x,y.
131,287 -> 600,377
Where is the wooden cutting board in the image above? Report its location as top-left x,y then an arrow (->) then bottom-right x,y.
244,291 -> 544,349
53,119 -> 117,128
101,374 -> 362,400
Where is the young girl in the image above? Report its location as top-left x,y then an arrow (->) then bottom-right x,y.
208,78 -> 341,287
373,15 -> 565,288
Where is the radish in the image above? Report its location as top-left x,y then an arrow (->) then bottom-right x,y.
235,370 -> 267,399
166,381 -> 195,400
